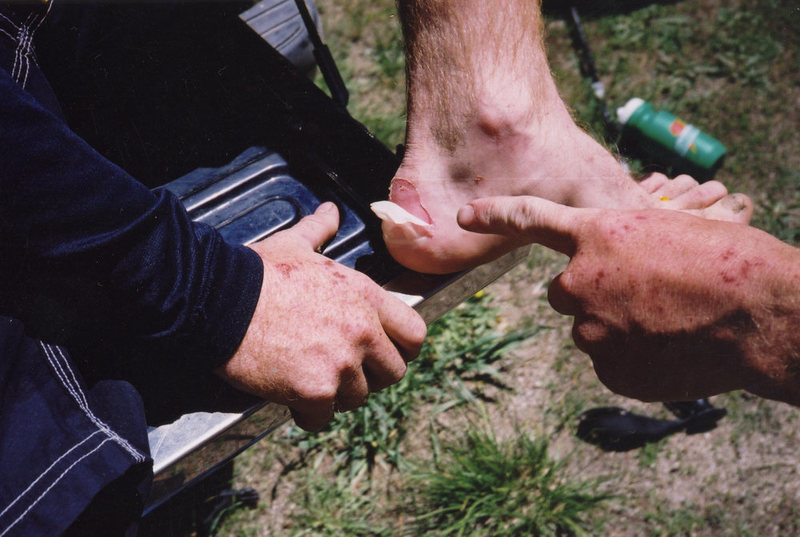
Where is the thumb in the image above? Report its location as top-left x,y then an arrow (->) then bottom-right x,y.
286,202 -> 340,251
457,196 -> 585,256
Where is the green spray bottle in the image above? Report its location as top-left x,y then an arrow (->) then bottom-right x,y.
616,98 -> 727,171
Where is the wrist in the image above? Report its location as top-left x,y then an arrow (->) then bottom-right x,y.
738,232 -> 800,405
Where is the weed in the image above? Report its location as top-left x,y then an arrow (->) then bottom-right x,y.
709,7 -> 782,87
641,500 -> 764,537
287,476 -> 391,537
636,438 -> 666,469
406,427 -> 611,537
752,167 -> 800,245
374,33 -> 405,81
717,391 -> 780,440
643,503 -> 705,537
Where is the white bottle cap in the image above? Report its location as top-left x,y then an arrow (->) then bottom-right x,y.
616,97 -> 645,125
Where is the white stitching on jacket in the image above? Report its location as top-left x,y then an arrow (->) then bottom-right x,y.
39,342 -> 147,463
3,0 -> 53,88
0,431 -> 104,522
0,438 -> 113,537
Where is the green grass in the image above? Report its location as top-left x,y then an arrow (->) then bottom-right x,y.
716,391 -> 783,444
407,427 -> 611,537
549,0 -> 800,200
286,476 -> 392,537
643,503 -> 708,537
313,0 -> 407,148
636,438 -> 666,469
640,500 -> 772,537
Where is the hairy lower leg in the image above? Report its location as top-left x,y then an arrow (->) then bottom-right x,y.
382,0 -> 747,274
398,0 -> 560,154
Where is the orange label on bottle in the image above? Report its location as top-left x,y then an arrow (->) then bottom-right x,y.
669,119 -> 686,137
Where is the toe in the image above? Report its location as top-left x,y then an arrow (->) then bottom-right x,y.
655,174 -> 699,199
665,180 -> 728,210
697,193 -> 754,224
638,173 -> 669,194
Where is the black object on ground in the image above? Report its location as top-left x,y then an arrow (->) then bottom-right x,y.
292,0 -> 349,109
566,4 -> 615,131
576,399 -> 727,452
199,487 -> 260,537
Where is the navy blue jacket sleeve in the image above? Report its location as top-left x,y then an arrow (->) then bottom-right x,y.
0,66 -> 263,373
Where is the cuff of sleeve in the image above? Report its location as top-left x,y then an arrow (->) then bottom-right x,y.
190,236 -> 263,371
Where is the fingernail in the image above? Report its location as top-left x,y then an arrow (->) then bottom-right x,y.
318,201 -> 337,214
457,204 -> 475,227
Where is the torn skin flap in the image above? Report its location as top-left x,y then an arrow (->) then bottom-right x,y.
370,200 -> 431,227
387,178 -> 433,225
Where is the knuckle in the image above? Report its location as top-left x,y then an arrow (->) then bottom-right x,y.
571,318 -> 609,351
347,317 -> 377,347
506,202 -> 537,235
594,217 -> 615,237
592,214 -> 628,245
555,268 -> 578,295
329,348 -> 362,376
350,269 -> 375,289
341,356 -> 364,379
547,272 -> 580,316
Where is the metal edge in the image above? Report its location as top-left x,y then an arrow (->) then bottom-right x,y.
145,247 -> 530,510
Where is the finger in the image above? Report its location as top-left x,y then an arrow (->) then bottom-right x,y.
290,405 -> 333,432
376,290 -> 427,362
638,173 -> 668,194
285,202 -> 340,251
457,196 -> 587,256
362,334 -> 408,393
665,180 -> 728,210
547,271 -> 580,315
571,316 -> 611,355
334,363 -> 370,412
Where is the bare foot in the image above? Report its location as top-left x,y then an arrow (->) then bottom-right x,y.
376,0 -> 751,275
639,172 -> 753,223
374,105 -> 751,274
